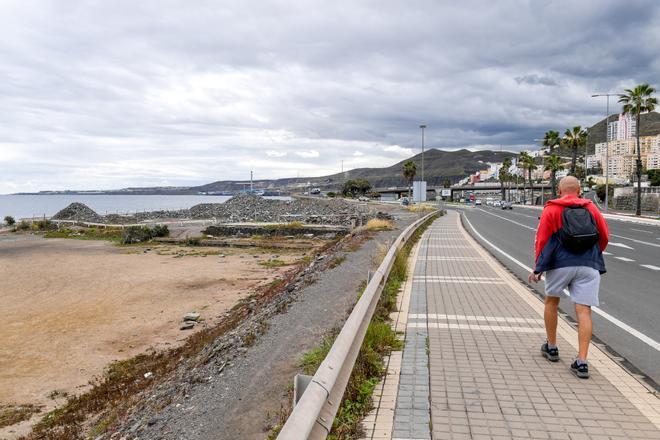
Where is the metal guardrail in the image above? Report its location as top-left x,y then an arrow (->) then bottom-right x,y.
277,211 -> 438,439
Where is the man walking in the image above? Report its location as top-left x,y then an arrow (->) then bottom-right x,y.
528,176 -> 609,378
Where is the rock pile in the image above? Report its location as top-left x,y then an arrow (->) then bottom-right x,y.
51,194 -> 373,226
52,203 -> 103,223
190,193 -> 369,225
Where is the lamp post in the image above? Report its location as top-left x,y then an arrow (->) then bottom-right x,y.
420,124 -> 427,183
591,93 -> 624,213
532,138 -> 545,202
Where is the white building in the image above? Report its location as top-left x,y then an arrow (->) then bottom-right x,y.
607,113 -> 637,141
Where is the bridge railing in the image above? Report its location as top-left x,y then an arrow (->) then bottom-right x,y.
276,211 -> 438,440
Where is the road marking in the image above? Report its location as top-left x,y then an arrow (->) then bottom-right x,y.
631,228 -> 653,234
609,242 -> 634,250
603,251 -> 613,255
640,264 -> 660,271
462,213 -> 660,352
610,234 -> 660,249
476,208 -> 536,230
408,321 -> 545,333
614,257 -> 635,262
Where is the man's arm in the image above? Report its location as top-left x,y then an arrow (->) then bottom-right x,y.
588,205 -> 609,251
534,207 -> 554,267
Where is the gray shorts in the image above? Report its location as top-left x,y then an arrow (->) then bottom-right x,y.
545,266 -> 600,306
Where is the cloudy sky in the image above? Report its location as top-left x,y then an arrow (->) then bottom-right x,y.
1,0 -> 659,193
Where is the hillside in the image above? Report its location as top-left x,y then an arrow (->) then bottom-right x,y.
196,148 -> 518,192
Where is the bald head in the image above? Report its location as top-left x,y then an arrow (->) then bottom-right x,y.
558,176 -> 580,196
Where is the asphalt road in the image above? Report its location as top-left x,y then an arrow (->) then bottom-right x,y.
458,204 -> 660,385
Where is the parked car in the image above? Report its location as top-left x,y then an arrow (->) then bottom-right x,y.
501,201 -> 513,209
475,199 -> 482,205
459,198 -> 466,203
358,196 -> 369,202
486,200 -> 494,206
493,200 -> 501,207
400,197 -> 410,206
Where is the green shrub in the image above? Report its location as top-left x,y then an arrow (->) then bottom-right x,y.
3,216 -> 15,226
16,221 -> 31,231
326,191 -> 336,198
151,224 -> 169,238
34,219 -> 57,231
121,226 -> 153,244
120,225 -> 170,244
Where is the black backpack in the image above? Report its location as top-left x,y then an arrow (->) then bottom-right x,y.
557,205 -> 600,253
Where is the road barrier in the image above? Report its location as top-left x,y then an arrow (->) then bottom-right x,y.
277,211 -> 438,439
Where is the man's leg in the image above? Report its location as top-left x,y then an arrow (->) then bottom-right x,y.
544,296 -> 560,345
574,304 -> 593,360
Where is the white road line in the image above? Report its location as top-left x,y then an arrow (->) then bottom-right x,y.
603,251 -> 613,255
609,242 -> 634,250
614,257 -> 635,262
631,228 -> 653,234
462,213 -> 660,352
476,208 -> 536,231
610,233 -> 660,249
640,264 -> 660,271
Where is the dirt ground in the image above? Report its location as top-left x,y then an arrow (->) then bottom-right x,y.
0,235 -> 304,438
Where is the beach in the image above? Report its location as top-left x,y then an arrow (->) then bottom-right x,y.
0,235 -> 305,438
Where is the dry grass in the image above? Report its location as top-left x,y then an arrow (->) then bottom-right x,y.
358,219 -> 394,232
0,405 -> 42,429
407,203 -> 437,212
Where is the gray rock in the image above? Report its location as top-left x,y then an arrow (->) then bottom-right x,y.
180,321 -> 195,330
183,312 -> 201,322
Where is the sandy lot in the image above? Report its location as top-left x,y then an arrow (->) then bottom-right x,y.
0,235 -> 302,430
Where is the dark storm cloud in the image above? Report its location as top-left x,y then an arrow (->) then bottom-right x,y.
1,0 -> 659,192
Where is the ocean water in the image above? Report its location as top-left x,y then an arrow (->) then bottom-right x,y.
0,194 -> 288,220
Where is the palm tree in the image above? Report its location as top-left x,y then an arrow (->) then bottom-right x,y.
544,154 -> 564,201
402,160 -> 417,201
518,152 -> 533,203
499,157 -> 512,200
542,130 -> 561,198
522,154 -> 538,205
562,126 -> 587,176
619,83 -> 658,216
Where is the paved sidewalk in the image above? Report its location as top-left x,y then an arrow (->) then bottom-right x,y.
362,210 -> 660,440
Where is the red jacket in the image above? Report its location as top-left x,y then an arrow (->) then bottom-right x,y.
534,195 -> 609,270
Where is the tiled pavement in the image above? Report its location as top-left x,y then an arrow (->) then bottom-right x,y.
361,211 -> 660,440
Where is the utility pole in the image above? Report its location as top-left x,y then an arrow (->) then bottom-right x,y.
250,170 -> 253,192
420,124 -> 427,183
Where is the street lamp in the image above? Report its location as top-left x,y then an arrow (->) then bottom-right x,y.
420,124 -> 427,183
591,93 -> 624,213
531,139 -> 546,203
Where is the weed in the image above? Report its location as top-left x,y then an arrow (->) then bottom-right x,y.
407,203 -> 437,212
0,405 -> 42,429
327,255 -> 346,269
184,237 -> 201,246
259,259 -> 288,268
363,218 -> 394,231
16,220 -> 32,231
